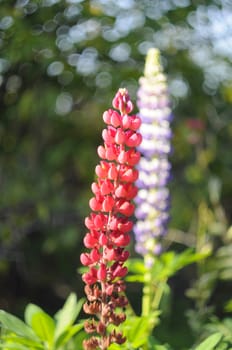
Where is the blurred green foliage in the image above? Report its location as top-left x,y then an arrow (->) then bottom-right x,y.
0,0 -> 232,348
0,293 -> 84,349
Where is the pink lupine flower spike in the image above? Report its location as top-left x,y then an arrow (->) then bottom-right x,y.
81,89 -> 142,350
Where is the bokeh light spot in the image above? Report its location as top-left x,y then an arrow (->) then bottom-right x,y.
55,92 -> 73,115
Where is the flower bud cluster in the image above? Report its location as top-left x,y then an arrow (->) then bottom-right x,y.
134,48 -> 173,267
81,88 -> 142,350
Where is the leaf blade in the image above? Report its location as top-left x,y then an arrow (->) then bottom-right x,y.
0,310 -> 39,342
195,332 -> 223,350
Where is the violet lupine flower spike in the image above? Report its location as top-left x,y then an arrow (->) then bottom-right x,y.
81,89 -> 142,350
134,48 -> 172,268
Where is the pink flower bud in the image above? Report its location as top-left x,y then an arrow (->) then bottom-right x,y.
117,218 -> 133,233
102,110 -> 112,124
127,149 -> 140,166
119,250 -> 130,262
85,216 -> 94,230
82,267 -> 98,285
100,179 -> 114,196
97,145 -> 106,159
95,161 -> 109,178
105,145 -> 118,160
105,284 -> 114,295
83,233 -> 99,249
102,195 -> 114,212
113,88 -> 134,114
97,264 -> 107,281
93,214 -> 107,229
80,253 -> 92,266
111,111 -> 121,127
115,129 -> 125,144
117,150 -> 128,164
112,264 -> 128,278
90,248 -> 101,263
121,115 -> 131,129
99,233 -> 107,245
102,128 -> 114,144
125,131 -> 142,147
91,182 -> 100,195
130,115 -> 141,130
89,197 -> 102,211
115,183 -> 137,200
119,166 -> 138,182
108,163 -> 118,180
112,233 -> 130,247
115,184 -> 127,198
103,246 -> 116,261
115,199 -> 135,216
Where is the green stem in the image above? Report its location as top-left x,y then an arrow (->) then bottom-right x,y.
151,280 -> 166,311
142,257 -> 167,334
142,268 -> 153,317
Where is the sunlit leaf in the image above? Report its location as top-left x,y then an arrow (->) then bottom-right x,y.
0,310 -> 39,342
55,323 -> 84,348
25,304 -> 55,345
195,332 -> 223,350
54,294 -> 84,341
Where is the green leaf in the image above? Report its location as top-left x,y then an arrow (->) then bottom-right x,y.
126,250 -> 209,284
108,344 -> 122,350
0,344 -> 30,350
125,259 -> 147,282
123,316 -> 150,348
126,258 -> 147,274
0,334 -> 43,350
125,275 -> 145,283
55,323 -> 84,348
54,294 -> 84,341
72,329 -> 88,349
195,332 -> 223,350
0,310 -> 39,342
148,335 -> 172,350
151,249 -> 210,281
24,304 -> 55,345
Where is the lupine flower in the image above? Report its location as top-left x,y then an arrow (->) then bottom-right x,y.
81,88 -> 142,350
134,48 -> 172,267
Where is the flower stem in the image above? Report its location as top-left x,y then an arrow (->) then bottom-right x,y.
142,269 -> 153,317
142,256 -> 167,333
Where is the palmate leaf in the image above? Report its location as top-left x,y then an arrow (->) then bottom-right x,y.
215,245 -> 232,281
0,310 -> 39,342
108,317 -> 168,350
114,316 -> 151,349
55,323 -> 84,348
0,333 -> 44,350
0,344 -> 30,350
71,329 -> 88,350
54,293 -> 84,341
151,249 -> 210,281
24,304 -> 55,346
147,335 -> 173,350
108,344 -> 121,350
195,332 -> 223,350
149,342 -> 172,350
125,259 -> 146,282
205,317 -> 232,343
126,316 -> 151,348
126,249 -> 209,284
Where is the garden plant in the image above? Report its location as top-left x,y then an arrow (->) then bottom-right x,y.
1,47 -> 232,350
0,1 -> 232,350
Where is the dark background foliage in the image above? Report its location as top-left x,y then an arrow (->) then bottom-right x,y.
0,0 -> 232,348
